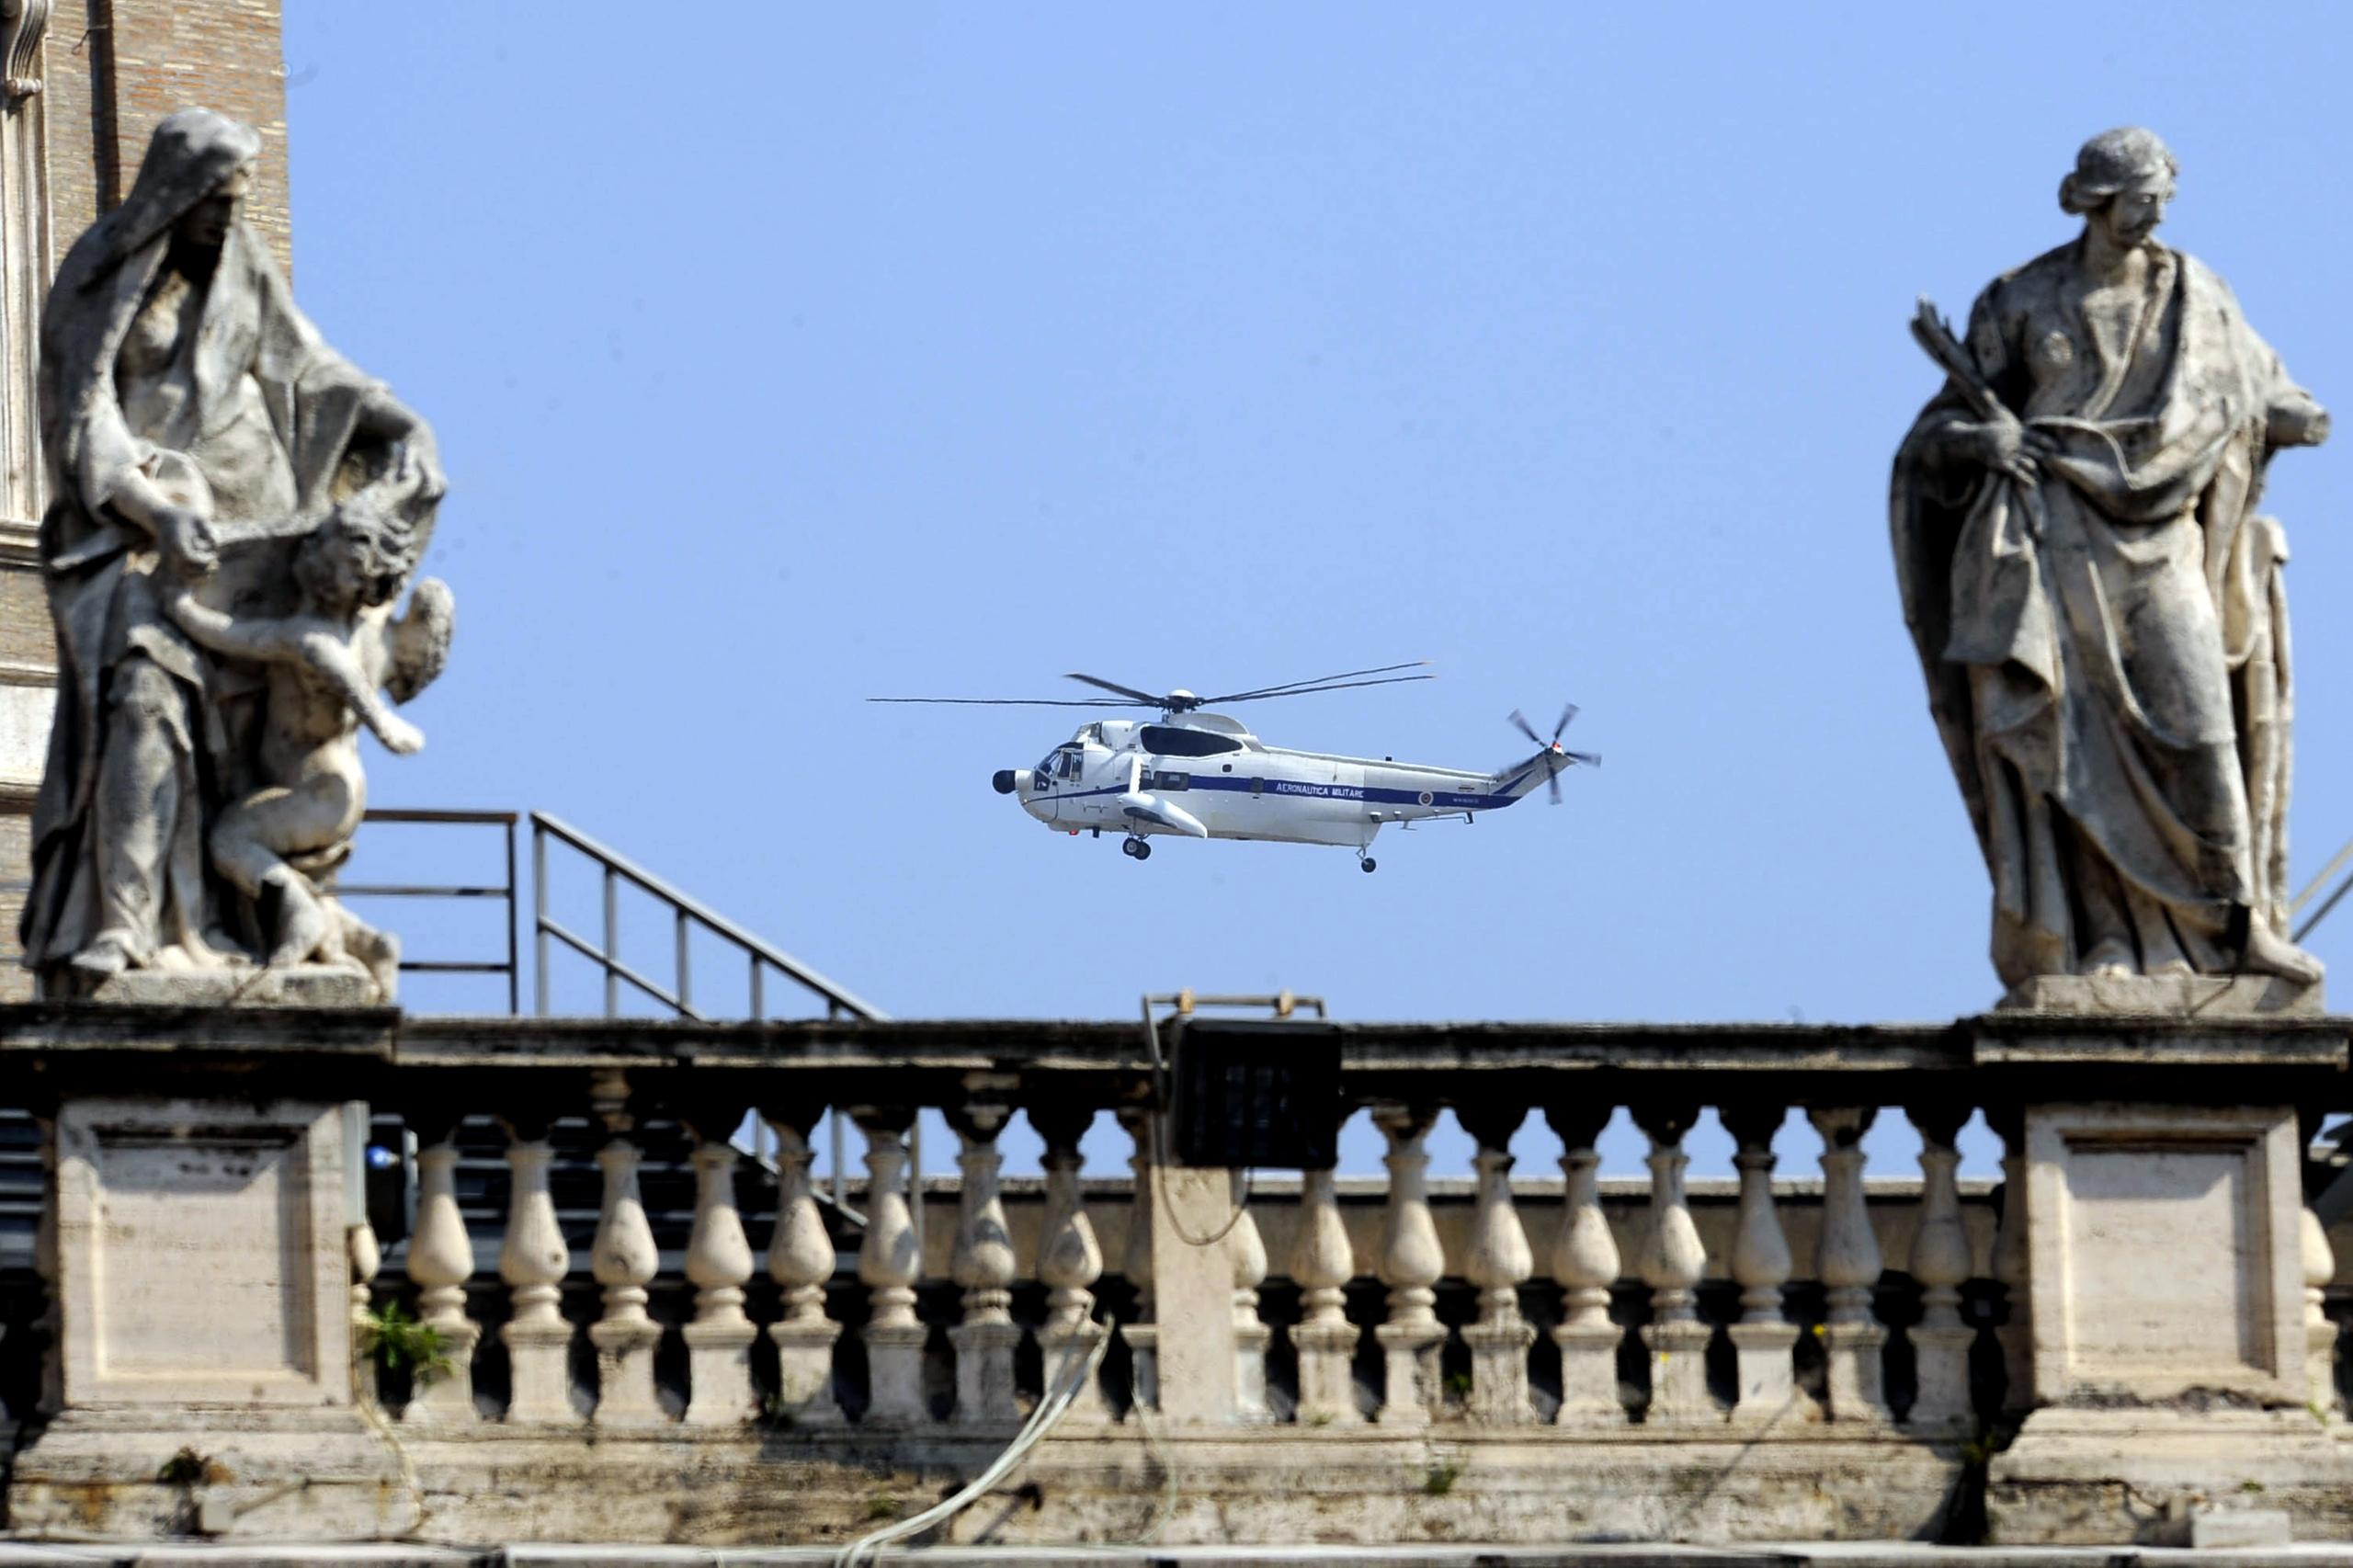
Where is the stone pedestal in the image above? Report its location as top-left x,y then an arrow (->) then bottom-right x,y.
1988,1097 -> 2350,1540
8,1095 -> 404,1537
2000,972 -> 2323,1017
73,962 -> 387,1007
1146,1158 -> 1238,1425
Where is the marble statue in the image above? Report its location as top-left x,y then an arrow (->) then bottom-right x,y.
1893,128 -> 2325,998
22,108 -> 449,1000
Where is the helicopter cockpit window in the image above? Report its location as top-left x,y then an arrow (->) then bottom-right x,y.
1140,725 -> 1244,758
1056,748 -> 1083,780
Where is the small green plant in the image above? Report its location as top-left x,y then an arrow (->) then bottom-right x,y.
1422,1460 -> 1462,1496
363,1300 -> 453,1386
1443,1371 -> 1472,1398
864,1493 -> 901,1522
156,1447 -> 226,1486
2242,1479 -> 2268,1494
1306,1409 -> 1335,1428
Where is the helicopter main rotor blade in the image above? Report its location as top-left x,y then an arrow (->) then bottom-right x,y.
1507,709 -> 1544,747
1206,661 -> 1430,704
869,696 -> 1154,708
1216,674 -> 1435,703
1548,761 -> 1563,806
1063,673 -> 1164,704
1563,748 -> 1602,767
1553,703 -> 1581,742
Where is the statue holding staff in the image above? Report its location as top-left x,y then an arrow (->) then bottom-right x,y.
1892,127 -> 2325,994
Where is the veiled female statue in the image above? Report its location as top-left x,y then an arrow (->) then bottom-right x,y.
1893,127 -> 2326,994
24,108 -> 448,994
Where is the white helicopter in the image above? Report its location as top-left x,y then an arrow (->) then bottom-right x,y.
871,663 -> 1597,870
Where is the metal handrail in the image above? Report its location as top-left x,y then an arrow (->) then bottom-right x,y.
529,811 -> 884,1024
345,808 -> 521,1014
527,810 -> 892,1227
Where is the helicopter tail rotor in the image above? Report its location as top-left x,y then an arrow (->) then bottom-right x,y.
1503,704 -> 1598,804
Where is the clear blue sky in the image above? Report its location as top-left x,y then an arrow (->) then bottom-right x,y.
280,4 -> 2353,1182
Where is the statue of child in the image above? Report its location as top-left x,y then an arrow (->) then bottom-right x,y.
163,494 -> 454,988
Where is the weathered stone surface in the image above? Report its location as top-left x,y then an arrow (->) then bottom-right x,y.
23,108 -> 448,1002
2024,1102 -> 2305,1408
2002,972 -> 2323,1017
76,961 -> 383,1008
51,1096 -> 355,1408
1893,128 -> 2329,997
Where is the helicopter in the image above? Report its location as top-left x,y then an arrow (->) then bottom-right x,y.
870,663 -> 1597,870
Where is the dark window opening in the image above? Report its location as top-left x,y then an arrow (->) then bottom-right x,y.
1152,771 -> 1190,791
1140,724 -> 1245,758
1249,777 -> 1265,796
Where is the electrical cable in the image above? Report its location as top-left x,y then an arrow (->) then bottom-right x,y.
831,1311 -> 1112,1568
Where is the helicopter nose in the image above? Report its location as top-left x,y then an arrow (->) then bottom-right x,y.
992,768 -> 1017,795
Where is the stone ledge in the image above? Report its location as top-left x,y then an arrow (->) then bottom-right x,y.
2000,972 -> 2324,1018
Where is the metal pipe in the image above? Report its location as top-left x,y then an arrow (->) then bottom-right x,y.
532,822 -> 549,1017
602,866 -> 620,1017
676,909 -> 691,1015
503,815 -> 520,1017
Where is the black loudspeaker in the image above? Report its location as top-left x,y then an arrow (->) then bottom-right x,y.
1167,1017 -> 1342,1170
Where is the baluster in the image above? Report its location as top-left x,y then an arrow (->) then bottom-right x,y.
1987,1104 -> 2032,1414
1547,1102 -> 1622,1426
586,1074 -> 664,1426
498,1116 -> 576,1423
1033,1104 -> 1107,1422
350,1215 -> 381,1403
1635,1103 -> 1711,1423
1906,1103 -> 1974,1431
1460,1105 -> 1534,1425
1116,1105 -> 1160,1413
1230,1199 -> 1272,1424
404,1117 -> 481,1424
948,1097 -> 1020,1425
2305,1199 -> 2341,1418
1291,1164 -> 1361,1425
1809,1106 -> 1889,1423
852,1106 -> 928,1424
1722,1104 -> 1796,1425
1371,1103 -> 1445,1427
681,1118 -> 758,1425
763,1107 -> 845,1423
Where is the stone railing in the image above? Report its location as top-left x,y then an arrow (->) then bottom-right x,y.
0,1007 -> 2348,1549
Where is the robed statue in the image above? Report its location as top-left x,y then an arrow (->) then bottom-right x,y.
24,108 -> 452,1000
1893,127 -> 2325,995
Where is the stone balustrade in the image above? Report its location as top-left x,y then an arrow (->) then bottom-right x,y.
1,1008 -> 2350,1548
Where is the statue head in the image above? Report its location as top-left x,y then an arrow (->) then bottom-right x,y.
295,496 -> 418,616
2059,127 -> 2177,249
100,109 -> 263,270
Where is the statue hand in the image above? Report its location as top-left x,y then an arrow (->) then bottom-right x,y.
1959,412 -> 2041,485
157,506 -> 219,579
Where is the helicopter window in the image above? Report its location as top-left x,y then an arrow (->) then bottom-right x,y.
1139,725 -> 1243,758
1152,771 -> 1190,791
1057,749 -> 1083,780
1249,777 -> 1265,796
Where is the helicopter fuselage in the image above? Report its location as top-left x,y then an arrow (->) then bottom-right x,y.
998,712 -> 1555,855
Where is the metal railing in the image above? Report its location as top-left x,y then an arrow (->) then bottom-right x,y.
342,808 -> 520,1013
529,811 -> 883,1025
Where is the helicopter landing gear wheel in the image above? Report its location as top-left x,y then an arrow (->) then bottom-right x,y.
1358,854 -> 1377,873
1123,836 -> 1151,860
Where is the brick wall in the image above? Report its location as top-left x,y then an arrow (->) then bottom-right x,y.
43,0 -> 290,273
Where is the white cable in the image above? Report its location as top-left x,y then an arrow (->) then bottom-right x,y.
832,1313 -> 1112,1568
